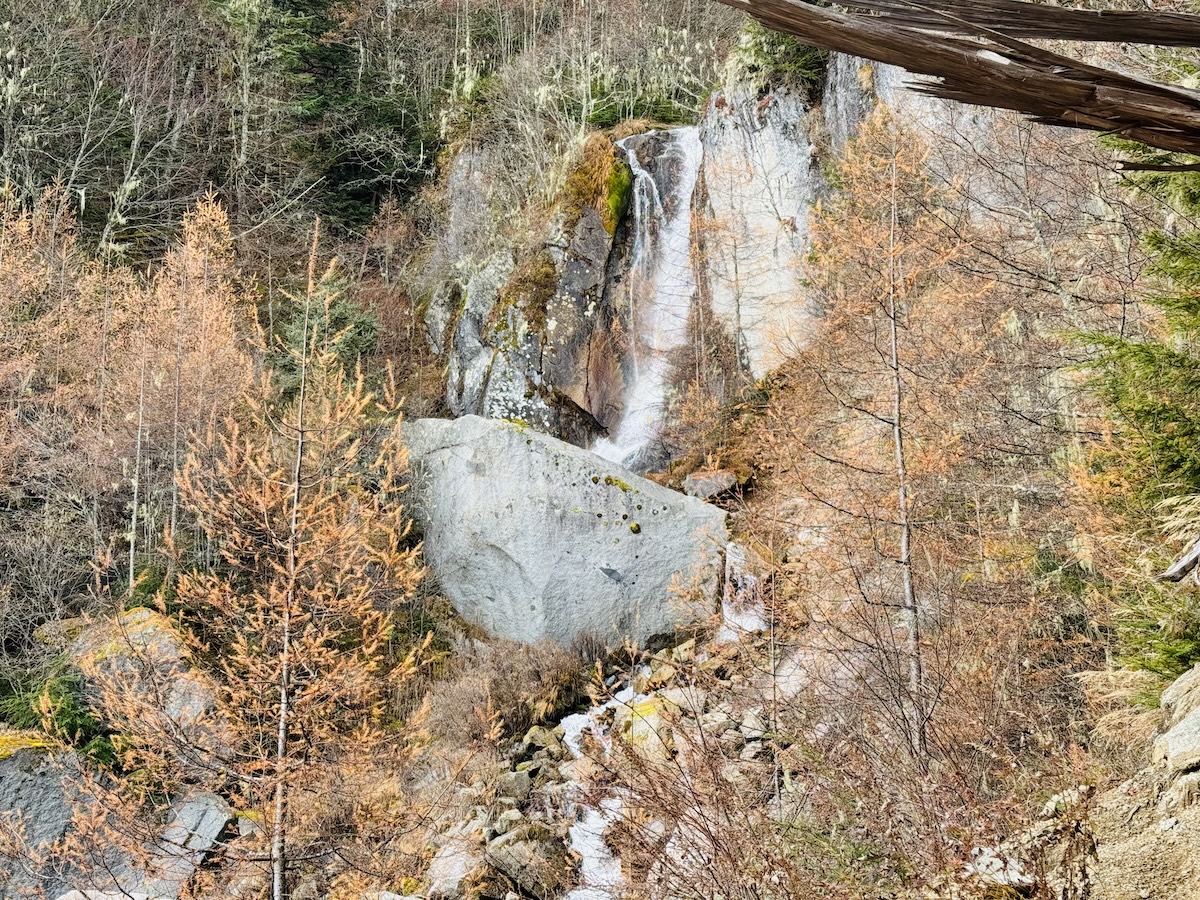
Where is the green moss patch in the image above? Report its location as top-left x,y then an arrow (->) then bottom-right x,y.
0,729 -> 53,760
562,133 -> 628,234
497,251 -> 558,335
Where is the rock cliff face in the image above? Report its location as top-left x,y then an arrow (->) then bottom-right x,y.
697,80 -> 820,380
404,415 -> 728,647
425,145 -> 633,447
421,63 -> 841,470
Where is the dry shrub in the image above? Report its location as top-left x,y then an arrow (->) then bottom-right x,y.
353,198 -> 447,419
1075,668 -> 1162,772
592,660 -> 900,900
424,637 -> 590,747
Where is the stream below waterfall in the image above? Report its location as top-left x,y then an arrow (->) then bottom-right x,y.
559,675 -> 649,900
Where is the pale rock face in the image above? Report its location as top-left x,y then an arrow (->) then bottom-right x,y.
446,252 -> 515,417
404,415 -> 727,647
698,81 -> 821,379
1157,662 -> 1200,776
72,608 -> 227,764
821,54 -> 874,155
0,745 -> 80,898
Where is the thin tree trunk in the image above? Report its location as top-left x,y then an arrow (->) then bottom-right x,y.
128,343 -> 148,591
886,157 -> 926,760
272,219 -> 320,900
169,269 -> 187,550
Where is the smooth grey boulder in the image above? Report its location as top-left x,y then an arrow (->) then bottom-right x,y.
404,416 -> 727,647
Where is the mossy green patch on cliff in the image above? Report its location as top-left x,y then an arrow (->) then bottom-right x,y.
497,251 -> 558,335
603,158 -> 633,235
562,132 -> 628,234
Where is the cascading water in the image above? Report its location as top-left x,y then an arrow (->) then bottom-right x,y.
590,127 -> 703,471
559,670 -> 651,900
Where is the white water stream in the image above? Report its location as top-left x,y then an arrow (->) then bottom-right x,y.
559,673 -> 651,900
591,127 -> 703,470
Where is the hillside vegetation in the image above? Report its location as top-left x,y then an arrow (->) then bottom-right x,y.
1,2 -> 1200,899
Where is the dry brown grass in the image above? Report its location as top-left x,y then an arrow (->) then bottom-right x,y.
424,636 -> 592,747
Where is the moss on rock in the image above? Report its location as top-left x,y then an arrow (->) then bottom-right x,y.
496,251 -> 558,335
0,728 -> 53,760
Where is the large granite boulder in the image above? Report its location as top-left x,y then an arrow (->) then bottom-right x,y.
404,416 -> 727,647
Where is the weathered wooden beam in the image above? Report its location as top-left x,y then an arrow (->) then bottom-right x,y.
839,0 -> 1200,46
715,0 -> 1200,156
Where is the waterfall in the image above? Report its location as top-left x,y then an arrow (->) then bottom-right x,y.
590,127 -> 703,471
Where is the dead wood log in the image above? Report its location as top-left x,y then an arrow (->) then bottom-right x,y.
716,0 -> 1200,156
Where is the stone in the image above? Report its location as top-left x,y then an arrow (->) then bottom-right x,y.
71,608 -> 228,763
964,847 -> 1035,891
658,685 -> 706,717
1163,662 -> 1200,727
1155,707 -> 1200,776
485,824 -> 575,898
425,837 -> 484,899
98,791 -> 232,900
741,708 -> 768,741
0,742 -> 80,898
1163,772 -> 1200,810
446,252 -> 516,418
497,769 -> 532,803
718,541 -> 771,642
682,470 -> 738,500
614,697 -> 674,758
404,416 -> 727,647
740,741 -> 768,761
493,809 -> 525,837
670,638 -> 697,664
522,725 -> 565,757
645,662 -> 677,691
541,205 -> 628,430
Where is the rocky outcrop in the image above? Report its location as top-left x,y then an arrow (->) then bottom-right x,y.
0,739 -> 79,898
0,734 -> 229,900
58,792 -> 232,900
72,608 -> 226,767
1156,662 -> 1200,776
425,139 -> 633,448
698,80 -> 821,379
404,415 -> 727,647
